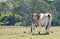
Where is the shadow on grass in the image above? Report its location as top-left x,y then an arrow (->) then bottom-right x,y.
32,33 -> 49,35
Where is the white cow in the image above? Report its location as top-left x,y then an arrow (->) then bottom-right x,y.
31,13 -> 52,34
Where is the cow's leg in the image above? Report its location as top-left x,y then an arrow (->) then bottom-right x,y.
45,25 -> 49,34
38,22 -> 41,34
31,24 -> 36,35
44,23 -> 48,34
45,20 -> 51,34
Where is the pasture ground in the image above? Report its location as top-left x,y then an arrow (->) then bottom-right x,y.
0,26 -> 60,39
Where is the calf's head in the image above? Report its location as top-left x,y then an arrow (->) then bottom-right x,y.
32,13 -> 40,22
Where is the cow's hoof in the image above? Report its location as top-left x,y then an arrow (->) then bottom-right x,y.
45,32 -> 49,35
38,32 -> 40,34
32,34 -> 36,35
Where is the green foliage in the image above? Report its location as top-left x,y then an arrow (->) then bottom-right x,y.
0,0 -> 60,26
0,14 -> 22,25
14,22 -> 22,26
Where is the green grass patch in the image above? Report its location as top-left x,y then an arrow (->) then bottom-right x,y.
0,27 -> 60,39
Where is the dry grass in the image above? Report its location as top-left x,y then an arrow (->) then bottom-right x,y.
0,26 -> 60,39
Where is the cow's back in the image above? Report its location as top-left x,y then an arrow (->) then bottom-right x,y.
39,13 -> 52,27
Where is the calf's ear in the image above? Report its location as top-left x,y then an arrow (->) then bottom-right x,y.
37,14 -> 40,19
35,14 -> 40,22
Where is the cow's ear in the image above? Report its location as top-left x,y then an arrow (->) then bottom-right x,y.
37,14 -> 40,18
37,14 -> 40,20
38,14 -> 40,17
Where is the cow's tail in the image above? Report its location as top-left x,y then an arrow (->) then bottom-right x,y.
46,14 -> 50,29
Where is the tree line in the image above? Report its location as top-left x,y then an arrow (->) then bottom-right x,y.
0,0 -> 60,26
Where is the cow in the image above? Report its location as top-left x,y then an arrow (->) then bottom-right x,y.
31,13 -> 52,35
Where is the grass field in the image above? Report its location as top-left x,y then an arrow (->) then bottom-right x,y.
0,26 -> 60,39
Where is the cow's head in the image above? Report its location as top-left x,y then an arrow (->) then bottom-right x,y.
32,13 -> 40,22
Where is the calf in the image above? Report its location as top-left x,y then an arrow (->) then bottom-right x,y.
31,13 -> 52,34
